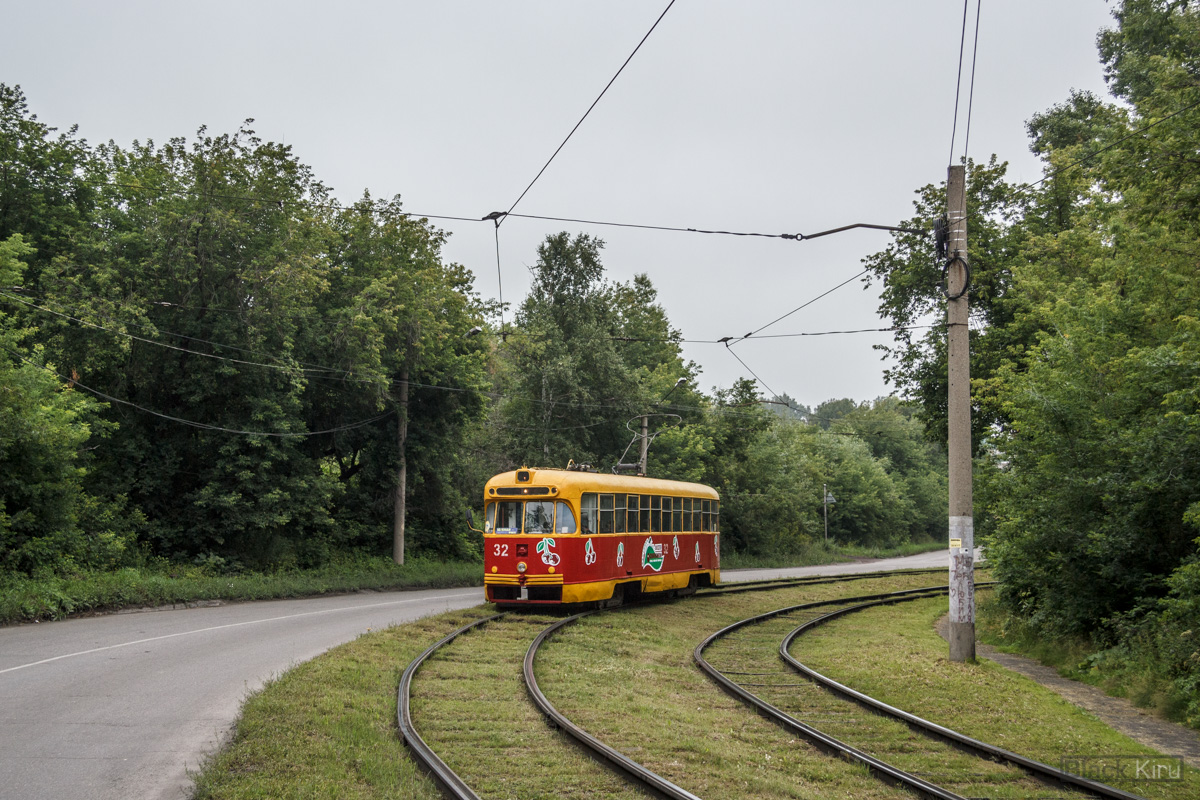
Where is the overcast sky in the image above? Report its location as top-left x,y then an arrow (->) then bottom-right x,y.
3,1 -> 1117,408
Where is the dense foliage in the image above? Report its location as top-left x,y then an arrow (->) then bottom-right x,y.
0,84 -> 946,585
868,0 -> 1200,725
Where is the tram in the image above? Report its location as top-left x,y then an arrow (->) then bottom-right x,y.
478,466 -> 720,606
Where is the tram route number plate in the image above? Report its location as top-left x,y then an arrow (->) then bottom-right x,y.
949,538 -> 962,548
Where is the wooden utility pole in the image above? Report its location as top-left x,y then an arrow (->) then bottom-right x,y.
946,164 -> 975,661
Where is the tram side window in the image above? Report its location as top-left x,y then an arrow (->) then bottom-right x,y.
627,495 -> 640,533
683,498 -> 693,532
525,501 -> 554,534
692,498 -> 702,532
650,495 -> 661,532
702,499 -> 712,531
555,501 -> 577,534
599,495 -> 614,534
494,501 -> 522,533
615,494 -> 626,533
661,497 -> 672,532
714,500 -> 720,532
640,495 -> 652,532
580,494 -> 598,535
673,498 -> 683,533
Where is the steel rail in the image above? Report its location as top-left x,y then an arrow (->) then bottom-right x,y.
397,613 -> 503,800
523,611 -> 707,800
395,570 -> 992,798
779,594 -> 1148,800
705,565 -> 964,595
694,586 -> 973,800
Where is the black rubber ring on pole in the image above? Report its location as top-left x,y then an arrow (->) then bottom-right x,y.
941,254 -> 971,300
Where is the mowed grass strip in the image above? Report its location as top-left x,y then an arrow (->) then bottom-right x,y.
410,613 -> 652,800
533,573 -> 951,800
700,602 -> 1081,800
790,594 -> 1200,800
192,607 -> 494,800
192,572 -> 1008,800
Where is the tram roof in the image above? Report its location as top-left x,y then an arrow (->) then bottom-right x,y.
484,468 -> 719,499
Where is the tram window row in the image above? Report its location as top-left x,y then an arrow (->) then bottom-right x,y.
580,494 -> 719,535
485,495 -> 720,536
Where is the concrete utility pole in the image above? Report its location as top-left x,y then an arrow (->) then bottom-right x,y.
946,164 -> 975,661
393,367 -> 409,566
638,415 -> 650,475
823,484 -> 835,544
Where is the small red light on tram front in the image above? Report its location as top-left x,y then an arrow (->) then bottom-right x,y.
516,544 -> 528,557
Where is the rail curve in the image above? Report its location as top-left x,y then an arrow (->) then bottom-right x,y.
398,569 -> 1005,799
779,597 -> 1146,800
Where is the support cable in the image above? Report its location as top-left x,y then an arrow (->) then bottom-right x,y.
500,0 -> 677,222
961,0 -> 982,165
1,345 -> 395,438
947,0 -> 971,165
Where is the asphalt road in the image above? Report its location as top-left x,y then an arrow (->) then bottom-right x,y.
0,587 -> 483,800
0,549 -> 961,800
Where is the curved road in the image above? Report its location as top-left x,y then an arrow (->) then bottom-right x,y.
0,550 -> 958,800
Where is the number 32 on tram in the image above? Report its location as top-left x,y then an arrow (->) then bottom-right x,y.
478,467 -> 720,606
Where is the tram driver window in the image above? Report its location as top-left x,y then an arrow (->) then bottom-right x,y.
485,503 -> 497,533
494,501 -> 522,533
580,493 -> 598,535
525,501 -> 554,534
555,501 -> 577,534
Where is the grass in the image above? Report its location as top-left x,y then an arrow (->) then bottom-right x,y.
192,607 -> 495,800
192,571 -> 1196,798
535,574 -> 950,800
719,536 -> 944,570
0,556 -> 481,625
196,573 -> 949,800
791,593 -> 1199,799
0,536 -> 947,625
410,614 -> 650,800
975,598 -> 1197,727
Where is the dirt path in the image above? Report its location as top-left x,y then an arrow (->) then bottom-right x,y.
936,615 -> 1200,769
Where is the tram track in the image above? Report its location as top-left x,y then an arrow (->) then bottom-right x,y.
694,586 -> 1148,800
399,568 -> 1156,800
398,570 -> 955,799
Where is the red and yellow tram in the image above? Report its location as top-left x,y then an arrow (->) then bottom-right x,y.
481,467 -> 720,606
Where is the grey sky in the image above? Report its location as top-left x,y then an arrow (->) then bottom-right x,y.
4,1 -> 1115,408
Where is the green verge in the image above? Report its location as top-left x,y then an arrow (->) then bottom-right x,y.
192,572 -> 946,799
0,557 -> 481,625
0,539 -> 946,625
976,599 -> 1197,729
790,593 -> 1199,800
719,536 -> 944,570
192,606 -> 495,800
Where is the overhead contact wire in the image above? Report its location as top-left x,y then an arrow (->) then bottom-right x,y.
2,346 -> 395,438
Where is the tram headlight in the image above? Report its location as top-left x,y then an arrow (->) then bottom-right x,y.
517,562 -> 527,573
